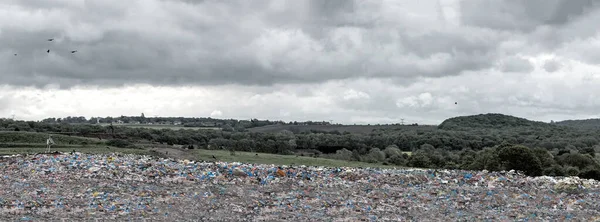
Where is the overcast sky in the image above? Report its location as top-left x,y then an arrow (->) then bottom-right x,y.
1,0 -> 600,125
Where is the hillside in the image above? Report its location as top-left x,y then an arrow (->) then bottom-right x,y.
438,113 -> 553,130
555,118 -> 600,130
247,124 -> 434,134
0,131 -> 103,145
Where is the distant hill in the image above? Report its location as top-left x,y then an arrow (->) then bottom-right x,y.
555,118 -> 600,130
438,113 -> 552,130
248,124 -> 435,134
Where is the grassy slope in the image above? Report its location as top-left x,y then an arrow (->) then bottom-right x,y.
100,124 -> 221,130
0,131 -> 103,144
0,131 -> 401,168
191,149 -> 396,168
0,131 -> 148,155
0,147 -> 150,155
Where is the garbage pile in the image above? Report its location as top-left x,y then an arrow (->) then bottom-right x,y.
0,152 -> 599,221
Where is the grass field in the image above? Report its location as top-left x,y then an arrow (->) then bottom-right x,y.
101,124 -> 221,130
0,131 -> 401,168
191,149 -> 397,168
0,147 -> 150,156
0,131 -> 104,144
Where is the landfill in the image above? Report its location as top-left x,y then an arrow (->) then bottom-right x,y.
0,152 -> 599,221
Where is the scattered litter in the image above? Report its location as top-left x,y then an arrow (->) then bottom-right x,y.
0,152 -> 598,220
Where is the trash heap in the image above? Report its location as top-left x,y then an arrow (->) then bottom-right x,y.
0,152 -> 599,221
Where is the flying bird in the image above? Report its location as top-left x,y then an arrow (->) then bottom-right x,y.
47,38 -> 53,41
71,50 -> 77,53
47,49 -> 50,53
14,54 -> 17,56
455,102 -> 457,105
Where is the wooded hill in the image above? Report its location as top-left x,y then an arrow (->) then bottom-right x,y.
1,113 -> 599,180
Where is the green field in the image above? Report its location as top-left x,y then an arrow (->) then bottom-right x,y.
0,131 -> 400,168
191,149 -> 396,168
0,147 -> 150,156
100,124 -> 221,130
0,131 -> 103,144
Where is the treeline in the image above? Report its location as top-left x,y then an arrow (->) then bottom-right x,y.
38,116 -> 337,128
39,116 -> 278,128
2,113 -> 600,180
330,142 -> 600,180
555,118 -> 600,130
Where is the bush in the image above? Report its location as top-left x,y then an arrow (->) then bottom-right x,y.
579,166 -> 600,181
383,145 -> 402,158
543,164 -> 565,176
408,153 -> 432,168
106,139 -> 132,148
497,145 -> 543,176
363,148 -> 386,163
333,148 -> 353,161
470,148 -> 501,171
564,166 -> 580,176
559,153 -> 599,169
388,154 -> 407,166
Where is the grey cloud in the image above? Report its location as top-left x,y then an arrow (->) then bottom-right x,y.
0,96 -> 11,112
543,60 -> 561,72
0,0 -> 597,89
499,56 -> 534,73
459,0 -> 598,31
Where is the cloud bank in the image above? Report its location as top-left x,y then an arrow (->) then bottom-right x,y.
1,0 -> 600,124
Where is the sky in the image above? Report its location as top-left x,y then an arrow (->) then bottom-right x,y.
1,0 -> 600,125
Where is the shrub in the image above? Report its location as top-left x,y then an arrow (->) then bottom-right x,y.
363,148 -> 386,163
543,164 -> 565,176
383,145 -> 402,158
579,166 -> 600,181
106,139 -> 132,148
388,154 -> 407,166
333,148 -> 353,161
564,166 -> 580,176
497,145 -> 543,176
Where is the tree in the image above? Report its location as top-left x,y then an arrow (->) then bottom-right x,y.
531,147 -> 556,168
470,147 -> 501,171
579,166 -> 600,180
388,154 -> 408,166
408,152 -> 432,168
221,124 -> 234,132
497,145 -> 543,176
383,145 -> 402,158
558,153 -> 599,170
364,148 -> 386,163
543,164 -> 565,176
334,148 -> 353,161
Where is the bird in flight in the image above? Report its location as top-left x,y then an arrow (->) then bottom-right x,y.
47,49 -> 50,53
14,54 -> 17,56
47,38 -> 54,41
71,50 -> 77,53
455,102 -> 457,105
